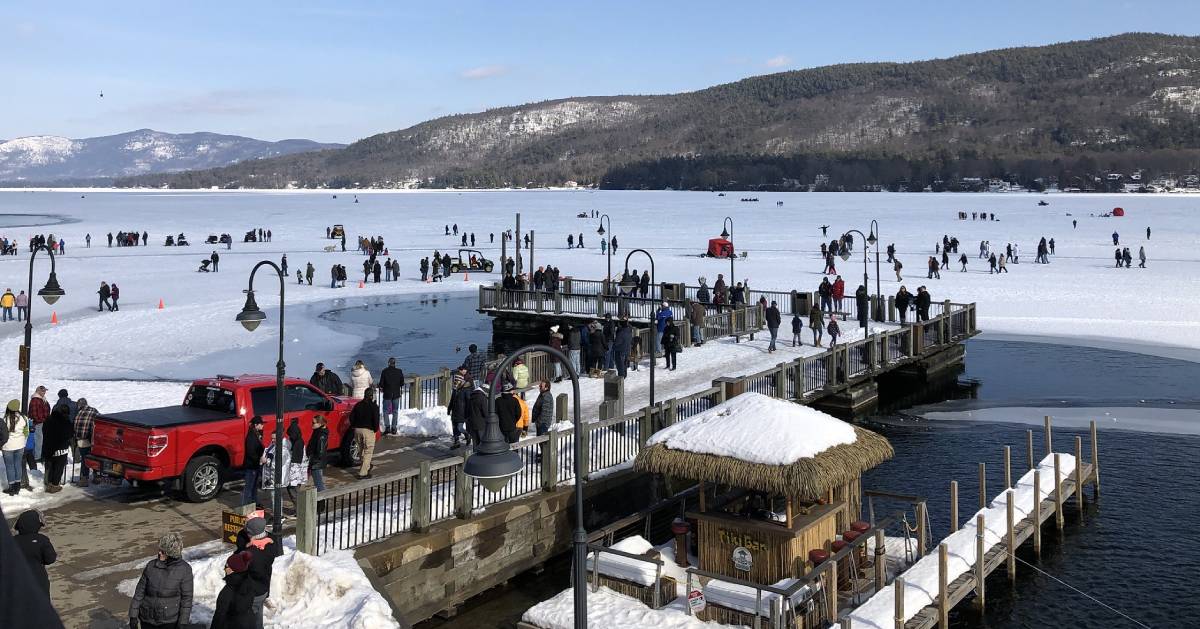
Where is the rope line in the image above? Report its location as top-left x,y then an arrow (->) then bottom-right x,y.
1010,553 -> 1151,629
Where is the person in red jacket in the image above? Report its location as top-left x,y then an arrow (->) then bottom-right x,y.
28,385 -> 50,468
832,276 -> 846,312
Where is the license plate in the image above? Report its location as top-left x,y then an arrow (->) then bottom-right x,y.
103,461 -> 124,475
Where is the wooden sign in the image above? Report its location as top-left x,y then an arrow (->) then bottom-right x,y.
222,510 -> 248,544
732,546 -> 753,572
718,528 -> 767,552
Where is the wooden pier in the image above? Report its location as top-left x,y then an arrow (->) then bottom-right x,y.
845,418 -> 1102,629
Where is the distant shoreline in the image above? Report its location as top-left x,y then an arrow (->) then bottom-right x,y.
3,187 -> 1200,195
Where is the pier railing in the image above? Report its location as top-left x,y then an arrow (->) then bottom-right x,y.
296,302 -> 979,556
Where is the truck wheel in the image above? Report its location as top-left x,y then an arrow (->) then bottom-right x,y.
182,455 -> 223,502
340,431 -> 363,467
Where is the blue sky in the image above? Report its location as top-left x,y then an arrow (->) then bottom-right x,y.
1,1 -> 1195,143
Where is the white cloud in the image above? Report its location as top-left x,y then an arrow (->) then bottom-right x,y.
765,55 -> 792,68
460,65 -> 508,80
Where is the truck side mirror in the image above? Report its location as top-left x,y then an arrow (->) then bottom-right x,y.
323,399 -> 334,412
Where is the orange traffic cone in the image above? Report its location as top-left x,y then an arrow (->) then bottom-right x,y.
158,298 -> 165,310
50,311 -> 58,324
358,280 -> 365,288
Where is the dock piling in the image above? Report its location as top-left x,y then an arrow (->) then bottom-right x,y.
1003,445 -> 1012,489
1075,436 -> 1085,515
1090,420 -> 1101,499
938,543 -> 949,627
1025,429 -> 1034,471
1006,490 -> 1015,582
894,577 -> 905,629
978,463 -> 986,510
829,558 -> 839,622
949,480 -> 958,533
916,501 -> 927,556
975,514 -> 986,610
1044,415 -> 1053,456
1032,469 -> 1042,556
1053,453 -> 1064,531
874,529 -> 885,593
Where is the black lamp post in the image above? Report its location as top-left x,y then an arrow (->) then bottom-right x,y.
720,216 -> 734,287
841,230 -> 870,330
464,345 -> 588,628
869,220 -> 880,321
235,260 -> 286,536
624,249 -> 655,407
596,214 -> 612,294
19,245 -> 66,416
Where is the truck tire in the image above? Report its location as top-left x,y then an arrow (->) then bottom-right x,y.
340,431 -> 363,467
182,455 -> 223,502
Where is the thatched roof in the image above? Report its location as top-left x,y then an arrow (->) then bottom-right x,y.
635,393 -> 893,498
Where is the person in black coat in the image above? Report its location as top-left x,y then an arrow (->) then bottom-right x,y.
467,384 -> 489,448
855,285 -> 869,329
765,301 -> 781,352
306,416 -> 328,491
211,551 -> 256,629
378,358 -> 406,436
661,318 -> 680,371
42,399 -> 73,491
612,319 -> 633,378
241,417 -> 265,507
446,374 -> 469,448
495,384 -> 521,443
349,390 -> 380,479
587,324 -> 606,376
915,286 -> 932,322
13,510 -> 56,595
895,286 -> 912,325
1,504 -> 63,629
235,516 -> 281,628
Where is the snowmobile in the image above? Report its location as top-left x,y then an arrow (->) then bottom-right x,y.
205,234 -> 220,244
176,233 -> 190,246
243,230 -> 258,243
219,233 -> 232,244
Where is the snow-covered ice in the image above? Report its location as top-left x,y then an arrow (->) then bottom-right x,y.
923,405 -> 1200,435
647,392 -> 856,464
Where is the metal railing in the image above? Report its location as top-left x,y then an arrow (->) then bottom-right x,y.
297,300 -> 978,556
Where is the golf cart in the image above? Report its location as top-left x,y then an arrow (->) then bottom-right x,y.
449,249 -> 494,273
330,224 -> 346,239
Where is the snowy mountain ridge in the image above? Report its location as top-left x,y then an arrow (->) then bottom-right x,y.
0,129 -> 343,182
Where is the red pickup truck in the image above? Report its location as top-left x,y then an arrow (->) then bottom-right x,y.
85,374 -> 364,502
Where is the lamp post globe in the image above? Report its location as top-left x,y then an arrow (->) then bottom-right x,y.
38,272 -> 65,305
236,291 -> 266,331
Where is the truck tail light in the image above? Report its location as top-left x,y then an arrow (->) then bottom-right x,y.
147,434 -> 169,458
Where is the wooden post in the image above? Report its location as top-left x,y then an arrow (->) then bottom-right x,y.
541,430 -> 559,491
978,462 -> 987,509
455,463 -> 474,519
829,558 -> 839,622
1005,490 -> 1015,582
1003,445 -> 1011,489
785,497 -> 794,529
949,480 -> 959,533
916,501 -> 927,557
638,407 -> 653,449
1090,420 -> 1101,499
413,461 -> 432,532
842,618 -> 853,629
893,577 -> 905,629
698,481 -> 706,513
1053,454 -> 1064,531
1026,429 -> 1035,471
295,487 -> 317,555
975,514 -> 986,610
1032,469 -> 1042,556
874,529 -> 886,593
579,423 -> 591,479
1075,436 -> 1085,515
938,543 -> 949,627
1044,415 -> 1053,456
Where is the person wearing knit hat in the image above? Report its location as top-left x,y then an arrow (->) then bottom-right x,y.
130,530 -> 193,629
237,514 -> 281,628
212,550 -> 257,628
447,372 -> 469,449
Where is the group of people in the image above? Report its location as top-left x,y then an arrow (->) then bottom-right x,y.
422,251 -> 454,281
2,386 -> 97,495
1114,246 -> 1146,268
358,235 -> 386,256
0,288 -> 29,322
108,230 -> 148,247
97,281 -> 120,311
30,233 -> 67,254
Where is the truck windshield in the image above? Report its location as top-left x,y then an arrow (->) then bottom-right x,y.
184,385 -> 237,413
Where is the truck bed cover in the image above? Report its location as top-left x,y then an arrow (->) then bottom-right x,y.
101,406 -> 233,429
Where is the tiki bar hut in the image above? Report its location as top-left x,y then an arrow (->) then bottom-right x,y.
635,392 -> 893,586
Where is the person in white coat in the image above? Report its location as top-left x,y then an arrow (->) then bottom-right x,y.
349,360 -> 374,398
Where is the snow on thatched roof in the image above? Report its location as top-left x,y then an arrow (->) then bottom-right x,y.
636,393 -> 892,498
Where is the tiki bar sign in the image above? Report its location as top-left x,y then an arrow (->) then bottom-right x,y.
718,528 -> 768,552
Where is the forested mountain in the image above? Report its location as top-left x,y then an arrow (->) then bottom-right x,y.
117,33 -> 1200,190
0,130 -> 342,183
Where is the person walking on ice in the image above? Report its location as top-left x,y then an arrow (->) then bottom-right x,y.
1139,246 -> 1147,268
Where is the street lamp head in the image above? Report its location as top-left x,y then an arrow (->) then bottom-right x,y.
464,410 -> 523,492
596,224 -> 606,236
236,290 -> 266,332
867,230 -> 878,246
720,228 -> 730,240
839,249 -> 852,262
38,272 -> 65,305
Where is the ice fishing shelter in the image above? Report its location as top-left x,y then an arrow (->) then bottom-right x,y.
635,393 -> 893,585
1112,207 -> 1125,217
707,237 -> 734,258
